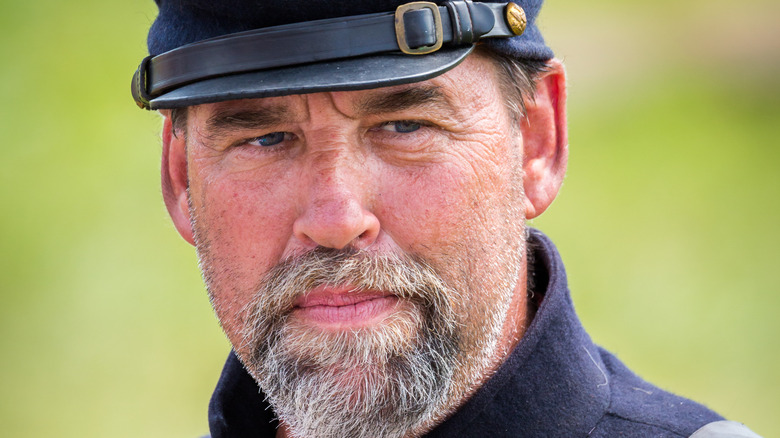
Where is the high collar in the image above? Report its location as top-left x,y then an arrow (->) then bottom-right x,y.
208,229 -> 611,437
424,228 -> 611,437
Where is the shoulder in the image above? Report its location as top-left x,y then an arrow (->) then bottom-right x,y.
590,347 -> 724,437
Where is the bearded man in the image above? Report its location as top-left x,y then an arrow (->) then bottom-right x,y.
131,0 -> 759,437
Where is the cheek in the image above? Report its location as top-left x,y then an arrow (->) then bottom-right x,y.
200,177 -> 290,251
374,145 -> 517,256
190,169 -> 297,338
373,135 -> 525,327
373,164 -> 462,251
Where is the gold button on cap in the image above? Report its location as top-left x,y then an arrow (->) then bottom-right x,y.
505,3 -> 527,36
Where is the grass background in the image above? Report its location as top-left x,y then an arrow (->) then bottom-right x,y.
1,0 -> 777,436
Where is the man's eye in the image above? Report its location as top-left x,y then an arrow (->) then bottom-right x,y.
247,132 -> 293,147
380,121 -> 422,133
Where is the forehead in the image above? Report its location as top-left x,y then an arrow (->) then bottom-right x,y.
187,52 -> 501,122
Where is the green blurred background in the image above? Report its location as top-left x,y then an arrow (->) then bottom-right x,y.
1,0 -> 777,436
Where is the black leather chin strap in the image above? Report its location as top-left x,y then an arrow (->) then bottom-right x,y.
132,1 -> 524,109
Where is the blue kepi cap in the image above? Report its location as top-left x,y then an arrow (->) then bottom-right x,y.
131,0 -> 554,110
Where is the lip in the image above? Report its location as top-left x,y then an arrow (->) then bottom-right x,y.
291,286 -> 399,328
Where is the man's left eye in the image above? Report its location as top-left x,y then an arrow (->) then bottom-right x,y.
380,121 -> 422,133
247,132 -> 293,147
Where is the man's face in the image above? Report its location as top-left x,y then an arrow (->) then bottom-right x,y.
180,53 -> 532,436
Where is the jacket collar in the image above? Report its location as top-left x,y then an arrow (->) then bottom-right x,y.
208,229 -> 611,437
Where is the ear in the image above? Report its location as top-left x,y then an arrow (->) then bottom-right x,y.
160,111 -> 195,246
520,59 -> 568,220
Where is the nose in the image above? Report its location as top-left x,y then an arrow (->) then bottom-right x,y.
292,153 -> 380,250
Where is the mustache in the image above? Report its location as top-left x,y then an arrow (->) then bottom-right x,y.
240,246 -> 460,358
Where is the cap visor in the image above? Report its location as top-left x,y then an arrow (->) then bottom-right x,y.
149,46 -> 474,109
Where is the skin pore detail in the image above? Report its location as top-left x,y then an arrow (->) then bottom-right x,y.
163,52 -> 569,438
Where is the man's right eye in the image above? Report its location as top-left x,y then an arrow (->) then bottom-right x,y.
247,132 -> 293,147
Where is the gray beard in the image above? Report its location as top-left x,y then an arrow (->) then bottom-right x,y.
187,132 -> 529,437
238,248 -> 466,438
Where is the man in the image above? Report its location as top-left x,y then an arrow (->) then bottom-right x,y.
131,0 -> 759,437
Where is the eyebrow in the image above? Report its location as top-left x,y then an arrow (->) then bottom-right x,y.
201,85 -> 452,138
355,86 -> 453,118
204,105 -> 292,138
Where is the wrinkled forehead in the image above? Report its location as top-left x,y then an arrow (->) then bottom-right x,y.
184,52 -> 501,128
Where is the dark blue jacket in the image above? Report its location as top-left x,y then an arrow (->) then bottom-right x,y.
207,229 -> 724,437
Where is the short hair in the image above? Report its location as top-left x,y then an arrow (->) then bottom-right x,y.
170,106 -> 188,138
474,46 -> 549,124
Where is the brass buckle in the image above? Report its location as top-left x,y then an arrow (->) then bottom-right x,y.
395,2 -> 443,55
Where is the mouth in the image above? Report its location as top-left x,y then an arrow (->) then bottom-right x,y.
291,286 -> 400,329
